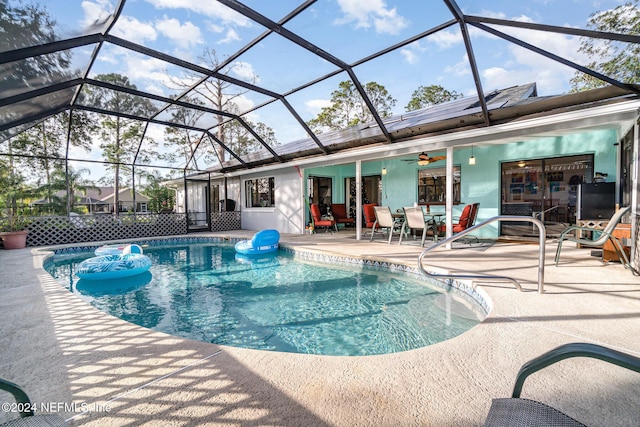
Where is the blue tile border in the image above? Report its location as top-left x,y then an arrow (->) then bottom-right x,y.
43,236 -> 491,316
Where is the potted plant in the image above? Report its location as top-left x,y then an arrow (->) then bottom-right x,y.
0,216 -> 31,249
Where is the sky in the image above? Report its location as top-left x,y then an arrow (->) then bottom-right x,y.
27,0 -> 630,174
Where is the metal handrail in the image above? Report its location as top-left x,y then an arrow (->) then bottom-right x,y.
418,216 -> 546,293
533,204 -> 559,220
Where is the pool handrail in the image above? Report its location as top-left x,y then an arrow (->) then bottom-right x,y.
418,215 -> 546,293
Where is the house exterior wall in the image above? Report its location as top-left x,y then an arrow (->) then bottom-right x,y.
240,168 -> 304,233
304,129 -> 618,238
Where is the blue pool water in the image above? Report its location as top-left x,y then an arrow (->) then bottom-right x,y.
45,242 -> 485,356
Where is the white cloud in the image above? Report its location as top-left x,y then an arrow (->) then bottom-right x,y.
145,0 -> 253,27
80,0 -> 114,31
305,99 -> 332,115
231,61 -> 260,83
425,10 -> 589,94
429,28 -> 463,49
334,0 -> 409,35
401,49 -> 418,64
444,55 -> 471,77
399,40 -> 428,64
111,16 -> 157,44
230,94 -> 255,113
156,17 -> 203,49
218,28 -> 241,44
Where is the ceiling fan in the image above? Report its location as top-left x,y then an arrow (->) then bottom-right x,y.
402,152 -> 446,166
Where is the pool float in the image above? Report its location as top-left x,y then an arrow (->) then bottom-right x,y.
76,271 -> 152,296
235,229 -> 280,255
235,252 -> 280,267
95,244 -> 127,256
76,244 -> 151,280
95,243 -> 145,256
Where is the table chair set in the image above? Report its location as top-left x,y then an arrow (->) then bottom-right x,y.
367,204 -> 479,246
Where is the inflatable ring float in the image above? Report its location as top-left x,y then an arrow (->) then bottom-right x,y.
76,244 -> 151,280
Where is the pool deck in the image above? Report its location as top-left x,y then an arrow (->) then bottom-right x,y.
1,230 -> 640,426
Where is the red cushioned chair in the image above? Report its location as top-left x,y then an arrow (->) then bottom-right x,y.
310,203 -> 337,232
438,203 -> 479,235
331,203 -> 355,227
363,203 -> 378,228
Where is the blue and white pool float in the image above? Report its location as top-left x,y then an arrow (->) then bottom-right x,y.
235,229 -> 280,255
95,243 -> 146,256
94,244 -> 127,256
76,244 -> 152,280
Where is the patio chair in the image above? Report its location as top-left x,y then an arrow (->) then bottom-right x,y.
0,378 -> 69,426
369,206 -> 403,244
363,203 -> 377,228
399,207 -> 431,247
484,342 -> 640,427
310,203 -> 337,232
437,202 -> 479,236
554,206 -> 630,268
331,203 -> 355,227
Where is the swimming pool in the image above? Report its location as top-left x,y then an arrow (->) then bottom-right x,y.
45,240 -> 486,356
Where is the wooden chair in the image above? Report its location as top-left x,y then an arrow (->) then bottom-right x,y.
331,203 -> 355,227
310,203 -> 337,232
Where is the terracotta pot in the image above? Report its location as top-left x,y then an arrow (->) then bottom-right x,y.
0,230 -> 29,249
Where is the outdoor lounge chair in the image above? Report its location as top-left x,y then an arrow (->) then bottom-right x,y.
554,206 -> 631,268
0,378 -> 69,426
331,203 -> 355,227
369,206 -> 403,244
310,203 -> 337,232
484,342 -> 640,427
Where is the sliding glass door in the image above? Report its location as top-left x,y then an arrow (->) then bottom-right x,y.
500,154 -> 594,237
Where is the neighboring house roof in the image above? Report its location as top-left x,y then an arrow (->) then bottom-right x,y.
83,187 -> 150,203
32,187 -> 149,205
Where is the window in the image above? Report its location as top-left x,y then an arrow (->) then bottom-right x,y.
418,166 -> 460,204
246,177 -> 275,207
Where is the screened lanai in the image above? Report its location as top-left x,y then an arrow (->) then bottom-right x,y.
1,0 -> 639,246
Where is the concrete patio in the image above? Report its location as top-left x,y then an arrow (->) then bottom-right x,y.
1,230 -> 639,426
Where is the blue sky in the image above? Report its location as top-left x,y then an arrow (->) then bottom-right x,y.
33,0 -> 629,171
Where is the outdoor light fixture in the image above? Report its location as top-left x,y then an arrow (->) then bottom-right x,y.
468,145 -> 476,165
382,168 -> 387,175
518,160 -> 526,168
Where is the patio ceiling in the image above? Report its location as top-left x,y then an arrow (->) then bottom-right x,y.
1,0 -> 639,176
